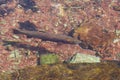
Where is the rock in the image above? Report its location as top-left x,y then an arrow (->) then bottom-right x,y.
73,22 -> 115,50
66,53 -> 100,63
51,3 -> 65,17
113,30 -> 120,43
9,49 -> 22,59
40,54 -> 59,65
113,38 -> 120,43
12,35 -> 19,39
115,30 -> 120,36
18,0 -> 38,12
113,6 -> 120,11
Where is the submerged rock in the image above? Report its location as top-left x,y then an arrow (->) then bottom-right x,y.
73,22 -> 115,50
18,0 -> 38,12
9,49 -> 22,59
40,54 -> 59,65
66,53 -> 100,63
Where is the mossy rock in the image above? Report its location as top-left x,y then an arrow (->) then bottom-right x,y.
40,54 -> 59,65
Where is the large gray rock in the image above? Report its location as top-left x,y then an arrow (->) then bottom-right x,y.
66,53 -> 100,63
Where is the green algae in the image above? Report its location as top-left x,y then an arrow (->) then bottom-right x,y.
40,54 -> 59,65
1,61 -> 120,80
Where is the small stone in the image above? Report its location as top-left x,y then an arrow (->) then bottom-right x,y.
12,35 -> 19,39
115,30 -> 120,36
113,30 -> 120,43
9,50 -> 22,59
53,29 -> 58,34
44,26 -> 49,31
63,23 -> 67,27
113,39 -> 120,43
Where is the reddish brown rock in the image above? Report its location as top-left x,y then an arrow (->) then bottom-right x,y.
73,22 -> 115,58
